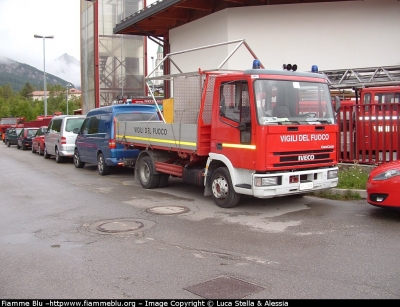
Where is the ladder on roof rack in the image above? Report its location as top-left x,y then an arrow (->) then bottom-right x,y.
320,65 -> 400,89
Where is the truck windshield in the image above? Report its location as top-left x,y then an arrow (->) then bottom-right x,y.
254,79 -> 335,125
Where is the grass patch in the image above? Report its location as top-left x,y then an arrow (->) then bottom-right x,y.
310,163 -> 370,200
336,163 -> 369,190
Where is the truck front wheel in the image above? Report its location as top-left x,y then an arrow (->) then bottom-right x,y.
138,156 -> 159,189
211,167 -> 241,208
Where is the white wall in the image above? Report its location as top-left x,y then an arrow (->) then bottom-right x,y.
169,0 -> 400,73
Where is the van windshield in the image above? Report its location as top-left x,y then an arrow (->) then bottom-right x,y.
66,118 -> 85,132
116,112 -> 160,121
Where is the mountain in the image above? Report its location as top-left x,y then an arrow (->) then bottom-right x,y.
47,53 -> 81,89
0,54 -> 80,92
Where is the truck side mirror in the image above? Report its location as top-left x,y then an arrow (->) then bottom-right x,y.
237,122 -> 247,131
335,96 -> 341,113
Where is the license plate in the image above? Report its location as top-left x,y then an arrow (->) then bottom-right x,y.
300,181 -> 314,190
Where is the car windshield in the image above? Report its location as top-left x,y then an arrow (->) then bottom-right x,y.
254,79 -> 335,125
65,118 -> 85,132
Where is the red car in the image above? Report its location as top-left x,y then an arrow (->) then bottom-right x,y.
367,160 -> 400,210
31,126 -> 48,155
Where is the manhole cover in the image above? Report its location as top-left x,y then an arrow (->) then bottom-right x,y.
83,219 -> 154,235
184,276 -> 264,299
96,220 -> 144,233
146,206 -> 190,215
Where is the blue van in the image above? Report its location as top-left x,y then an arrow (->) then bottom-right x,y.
73,104 -> 161,175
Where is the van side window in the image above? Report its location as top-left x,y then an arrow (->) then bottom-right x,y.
98,115 -> 110,133
88,116 -> 99,134
81,118 -> 91,135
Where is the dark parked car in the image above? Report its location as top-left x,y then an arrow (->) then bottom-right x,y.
17,127 -> 39,150
367,160 -> 400,210
5,127 -> 23,147
31,126 -> 48,155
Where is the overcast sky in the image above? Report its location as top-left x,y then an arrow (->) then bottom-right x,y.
0,0 -> 158,72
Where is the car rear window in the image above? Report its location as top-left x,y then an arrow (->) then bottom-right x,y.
116,112 -> 160,122
65,118 -> 85,132
28,129 -> 38,136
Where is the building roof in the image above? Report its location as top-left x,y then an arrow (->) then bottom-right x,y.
114,0 -> 356,37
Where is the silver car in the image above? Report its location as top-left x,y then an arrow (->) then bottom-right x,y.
44,115 -> 86,163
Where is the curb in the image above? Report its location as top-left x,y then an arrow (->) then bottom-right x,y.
330,188 -> 367,199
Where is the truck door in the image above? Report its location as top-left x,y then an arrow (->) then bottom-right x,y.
211,80 -> 255,169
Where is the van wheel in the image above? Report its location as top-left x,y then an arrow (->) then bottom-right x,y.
97,153 -> 110,175
43,145 -> 50,159
211,167 -> 241,208
74,149 -> 85,168
138,156 -> 159,189
6,140 -> 10,147
55,147 -> 64,163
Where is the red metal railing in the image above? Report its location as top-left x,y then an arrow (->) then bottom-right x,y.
337,103 -> 399,165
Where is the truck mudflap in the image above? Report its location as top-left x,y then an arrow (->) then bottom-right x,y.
249,166 -> 339,198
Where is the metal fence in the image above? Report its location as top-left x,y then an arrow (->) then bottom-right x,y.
337,103 -> 399,165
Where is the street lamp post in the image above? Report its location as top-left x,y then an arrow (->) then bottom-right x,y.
66,84 -> 72,115
151,56 -> 155,93
34,34 -> 54,116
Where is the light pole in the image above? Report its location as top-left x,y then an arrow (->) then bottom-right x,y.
66,84 -> 72,115
151,56 -> 155,93
34,34 -> 54,116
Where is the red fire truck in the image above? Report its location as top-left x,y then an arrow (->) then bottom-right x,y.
0,117 -> 25,142
115,40 -> 340,208
321,66 -> 400,164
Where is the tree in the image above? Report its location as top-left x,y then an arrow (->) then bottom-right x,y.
20,83 -> 36,99
0,84 -> 14,100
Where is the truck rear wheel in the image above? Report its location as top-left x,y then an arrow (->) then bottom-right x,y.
157,174 -> 170,188
211,167 -> 241,208
138,156 -> 159,189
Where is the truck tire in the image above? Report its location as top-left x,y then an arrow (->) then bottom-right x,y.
211,167 -> 241,208
43,145 -> 51,159
138,156 -> 160,189
157,174 -> 170,188
55,147 -> 64,163
97,152 -> 110,175
74,149 -> 85,168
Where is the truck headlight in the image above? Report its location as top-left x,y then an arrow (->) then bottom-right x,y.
254,177 -> 279,187
328,170 -> 338,179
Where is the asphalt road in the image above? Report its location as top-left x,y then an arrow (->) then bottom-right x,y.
1,142 -> 399,299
